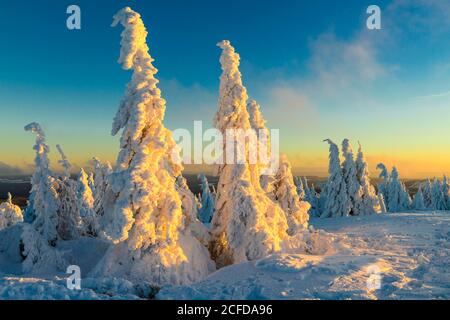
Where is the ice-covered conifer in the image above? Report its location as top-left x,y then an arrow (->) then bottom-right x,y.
321,139 -> 350,218
378,193 -> 387,213
305,183 -> 320,217
0,193 -> 23,230
22,122 -> 66,273
294,177 -> 305,201
176,175 -> 210,247
210,40 -> 291,267
431,178 -> 446,211
274,155 -> 310,234
91,157 -> 112,214
355,143 -> 380,215
422,179 -> 433,209
77,168 -> 98,236
92,7 -> 214,285
412,187 -> 426,211
386,167 -> 410,212
376,163 -> 390,204
197,173 -> 215,224
342,139 -> 363,215
443,176 -> 450,210
54,144 -> 79,240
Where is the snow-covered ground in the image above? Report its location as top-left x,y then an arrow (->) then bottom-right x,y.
159,212 -> 450,300
1,211 -> 449,299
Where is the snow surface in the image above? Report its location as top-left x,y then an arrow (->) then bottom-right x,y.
1,211 -> 450,299
159,212 -> 450,300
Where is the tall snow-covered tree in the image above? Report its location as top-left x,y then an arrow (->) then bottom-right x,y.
321,139 -> 350,218
56,144 -> 71,178
0,193 -> 23,230
412,186 -> 426,211
22,122 -> 66,273
341,139 -> 363,215
355,143 -> 380,215
197,173 -> 215,224
91,7 -> 214,285
305,183 -> 320,217
210,40 -> 291,267
431,178 -> 446,211
77,168 -> 98,236
274,154 -> 310,235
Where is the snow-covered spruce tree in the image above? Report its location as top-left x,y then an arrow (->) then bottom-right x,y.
443,176 -> 450,210
55,144 -> 80,240
294,176 -> 305,201
305,183 -> 320,217
91,7 -> 214,285
376,163 -> 390,205
321,139 -> 351,218
197,173 -> 215,224
91,157 -> 112,214
210,40 -> 291,267
274,154 -> 310,235
247,99 -> 274,196
378,193 -> 387,213
0,193 -> 23,230
22,122 -> 66,273
175,175 -> 210,247
355,143 -> 380,215
431,178 -> 446,211
341,139 -> 363,215
412,186 -> 426,211
77,168 -> 98,236
386,167 -> 410,212
422,179 -> 433,209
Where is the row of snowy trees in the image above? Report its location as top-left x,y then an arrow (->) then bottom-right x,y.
6,8 -> 311,286
315,139 -> 383,218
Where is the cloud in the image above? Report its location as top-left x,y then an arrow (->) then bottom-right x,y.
0,162 -> 26,176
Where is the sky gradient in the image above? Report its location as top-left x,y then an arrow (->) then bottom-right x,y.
1,0 -> 450,178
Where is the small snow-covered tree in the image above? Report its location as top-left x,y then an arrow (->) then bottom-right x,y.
0,193 -> 23,230
378,193 -> 387,213
386,167 -> 410,212
91,7 -> 214,285
197,173 -> 215,224
412,186 -> 426,211
91,157 -> 112,214
55,144 -> 79,240
443,176 -> 450,210
294,176 -> 305,201
22,122 -> 66,273
321,139 -> 350,218
431,178 -> 446,211
376,163 -> 390,204
274,154 -> 310,235
77,168 -> 98,236
341,139 -> 363,215
176,175 -> 210,247
305,183 -> 320,217
355,143 -> 380,215
422,179 -> 433,209
210,40 -> 291,267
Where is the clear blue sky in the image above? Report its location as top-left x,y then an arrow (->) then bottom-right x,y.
1,0 -> 450,178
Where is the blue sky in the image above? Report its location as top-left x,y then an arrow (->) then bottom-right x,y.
1,0 -> 450,178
